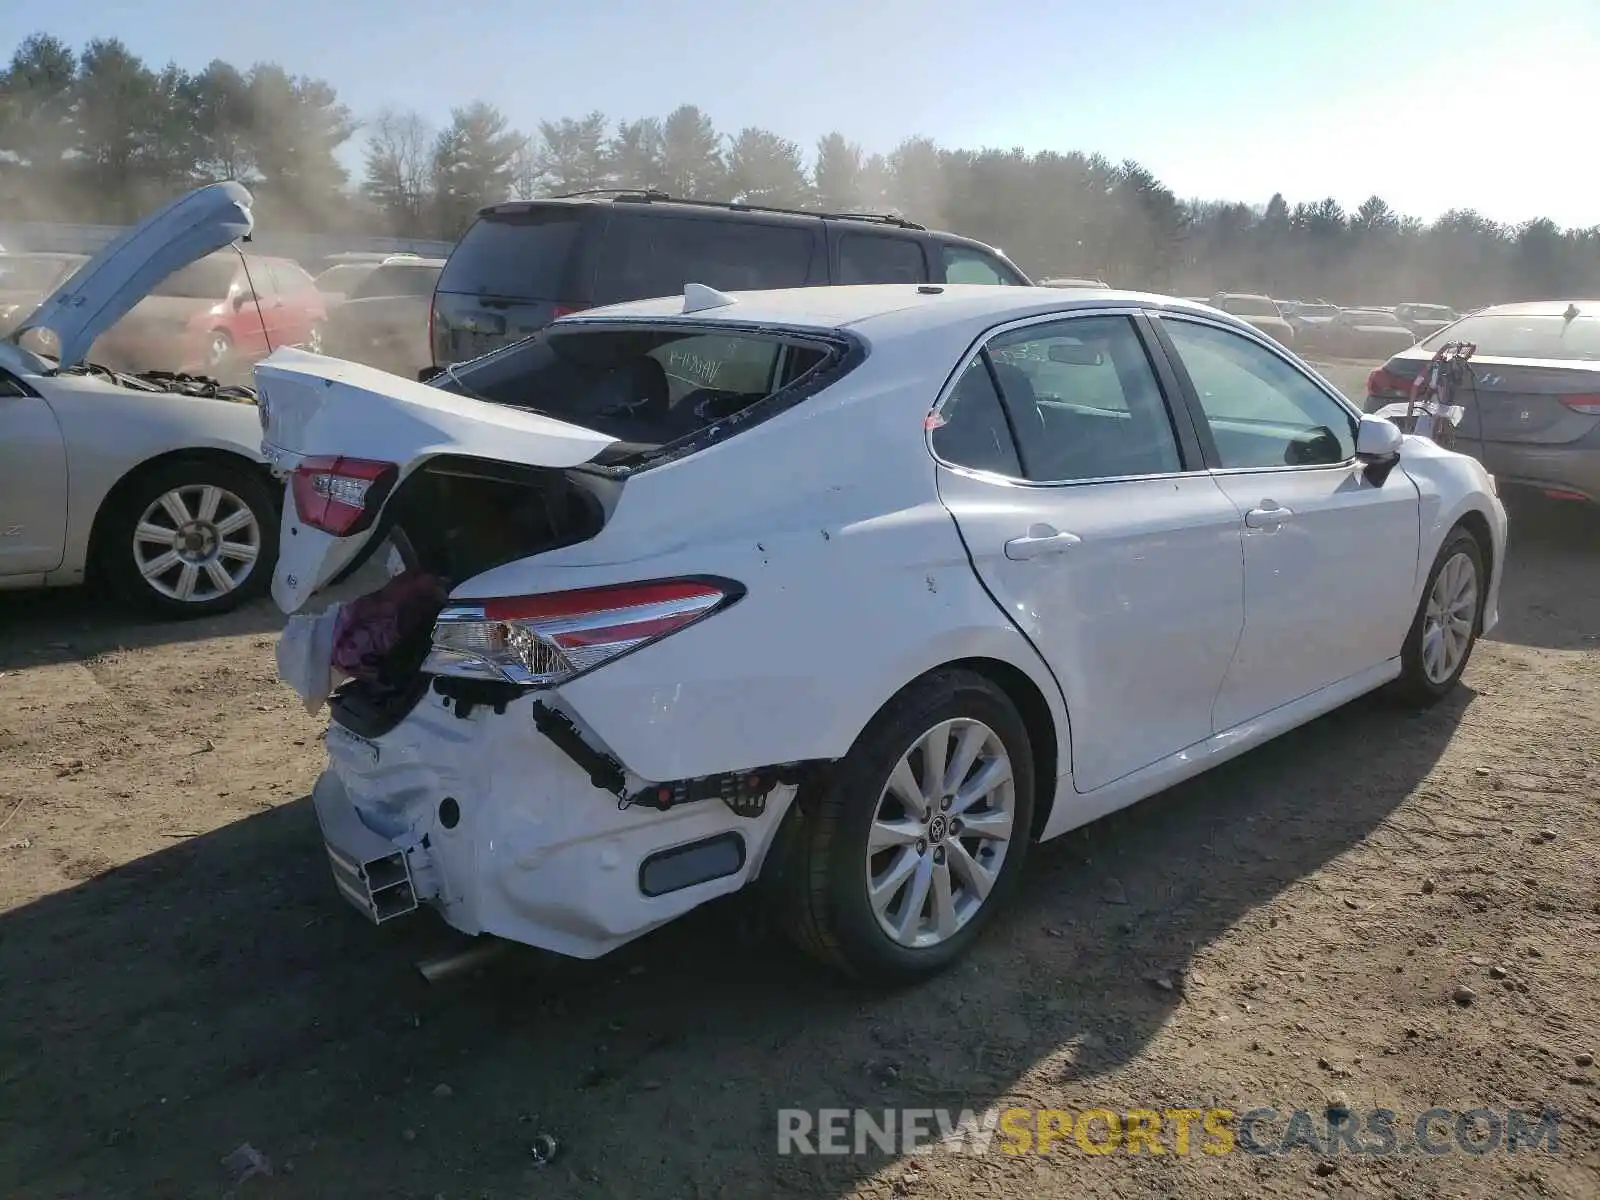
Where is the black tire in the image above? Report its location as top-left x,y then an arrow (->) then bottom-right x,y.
780,668 -> 1036,982
98,459 -> 280,619
1390,526 -> 1485,707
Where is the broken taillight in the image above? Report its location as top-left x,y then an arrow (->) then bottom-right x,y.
423,578 -> 743,687
290,456 -> 398,536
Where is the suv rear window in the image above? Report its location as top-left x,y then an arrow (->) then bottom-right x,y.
438,209 -> 585,300
437,324 -> 839,458
594,213 -> 817,304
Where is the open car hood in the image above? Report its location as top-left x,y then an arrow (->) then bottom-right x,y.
255,347 -> 620,613
7,181 -> 254,369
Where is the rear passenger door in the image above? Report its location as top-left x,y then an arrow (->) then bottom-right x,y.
833,231 -> 928,284
931,310 -> 1245,796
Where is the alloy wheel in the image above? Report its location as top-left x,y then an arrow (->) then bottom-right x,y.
1421,550 -> 1478,684
865,718 -> 1016,949
132,484 -> 262,604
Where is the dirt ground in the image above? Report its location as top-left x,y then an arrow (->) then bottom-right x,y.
3,397 -> 1598,1197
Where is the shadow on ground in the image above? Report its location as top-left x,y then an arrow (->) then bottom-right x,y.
0,683 -> 1471,1198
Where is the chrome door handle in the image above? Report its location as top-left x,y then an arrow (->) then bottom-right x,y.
1244,503 -> 1293,529
1004,525 -> 1082,560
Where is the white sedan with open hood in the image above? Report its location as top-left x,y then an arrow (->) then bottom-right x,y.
260,281 -> 1507,980
0,182 -> 279,616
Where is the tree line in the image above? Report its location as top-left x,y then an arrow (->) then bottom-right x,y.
3,33 -> 1597,306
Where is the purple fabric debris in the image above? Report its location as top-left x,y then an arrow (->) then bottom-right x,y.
331,570 -> 451,682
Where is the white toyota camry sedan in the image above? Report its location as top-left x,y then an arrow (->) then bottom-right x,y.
257,281 -> 1507,981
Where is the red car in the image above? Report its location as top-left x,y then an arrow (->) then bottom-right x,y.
94,251 -> 327,376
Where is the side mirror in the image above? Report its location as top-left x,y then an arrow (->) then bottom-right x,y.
1356,415 -> 1403,484
232,291 -> 255,311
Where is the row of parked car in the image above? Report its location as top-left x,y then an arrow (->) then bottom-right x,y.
1182,293 -> 1463,359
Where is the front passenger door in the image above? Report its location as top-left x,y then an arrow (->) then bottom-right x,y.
1154,315 -> 1422,730
931,312 -> 1244,795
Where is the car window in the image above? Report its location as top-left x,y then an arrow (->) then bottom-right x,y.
650,332 -> 785,403
595,214 -> 817,303
1418,311 -> 1600,361
353,264 -> 441,301
0,256 -> 81,291
438,208 -> 586,300
1163,318 -> 1356,468
273,260 -> 313,293
941,246 -> 1019,285
837,234 -> 926,284
931,359 -> 1024,477
977,315 -> 1183,482
315,264 -> 376,295
152,256 -> 241,299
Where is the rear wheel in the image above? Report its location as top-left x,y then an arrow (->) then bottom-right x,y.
781,669 -> 1035,981
98,461 -> 279,618
1391,527 -> 1484,706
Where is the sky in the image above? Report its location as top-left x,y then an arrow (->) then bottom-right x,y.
6,0 -> 1598,228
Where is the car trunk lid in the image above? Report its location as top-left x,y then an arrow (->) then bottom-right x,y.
255,346 -> 619,612
1458,356 -> 1600,444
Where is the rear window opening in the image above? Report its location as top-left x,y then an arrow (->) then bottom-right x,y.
435,323 -> 840,460
437,209 -> 584,300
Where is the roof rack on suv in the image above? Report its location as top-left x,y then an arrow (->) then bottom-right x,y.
533,188 -> 928,231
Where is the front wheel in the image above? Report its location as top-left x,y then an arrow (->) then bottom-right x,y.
781,669 -> 1035,981
1391,527 -> 1485,706
303,322 -> 327,355
98,461 -> 280,618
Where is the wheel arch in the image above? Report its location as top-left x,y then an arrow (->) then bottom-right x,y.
86,447 -> 278,583
940,656 -> 1061,840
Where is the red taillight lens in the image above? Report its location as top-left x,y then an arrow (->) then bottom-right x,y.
1559,394 -> 1600,416
290,455 -> 398,536
551,304 -> 588,320
425,577 -> 742,686
1367,366 -> 1415,398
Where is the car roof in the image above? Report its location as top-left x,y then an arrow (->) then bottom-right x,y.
1472,300 -> 1600,317
567,283 -> 1227,340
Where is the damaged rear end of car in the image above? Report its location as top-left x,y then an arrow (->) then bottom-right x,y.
258,312 -> 875,956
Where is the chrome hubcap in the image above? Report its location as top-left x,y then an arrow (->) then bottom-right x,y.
133,484 -> 261,603
306,325 -> 323,353
1421,551 -> 1478,684
209,334 -> 230,366
866,718 -> 1016,949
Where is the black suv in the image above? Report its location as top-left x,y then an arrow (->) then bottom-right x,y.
428,190 -> 1033,367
